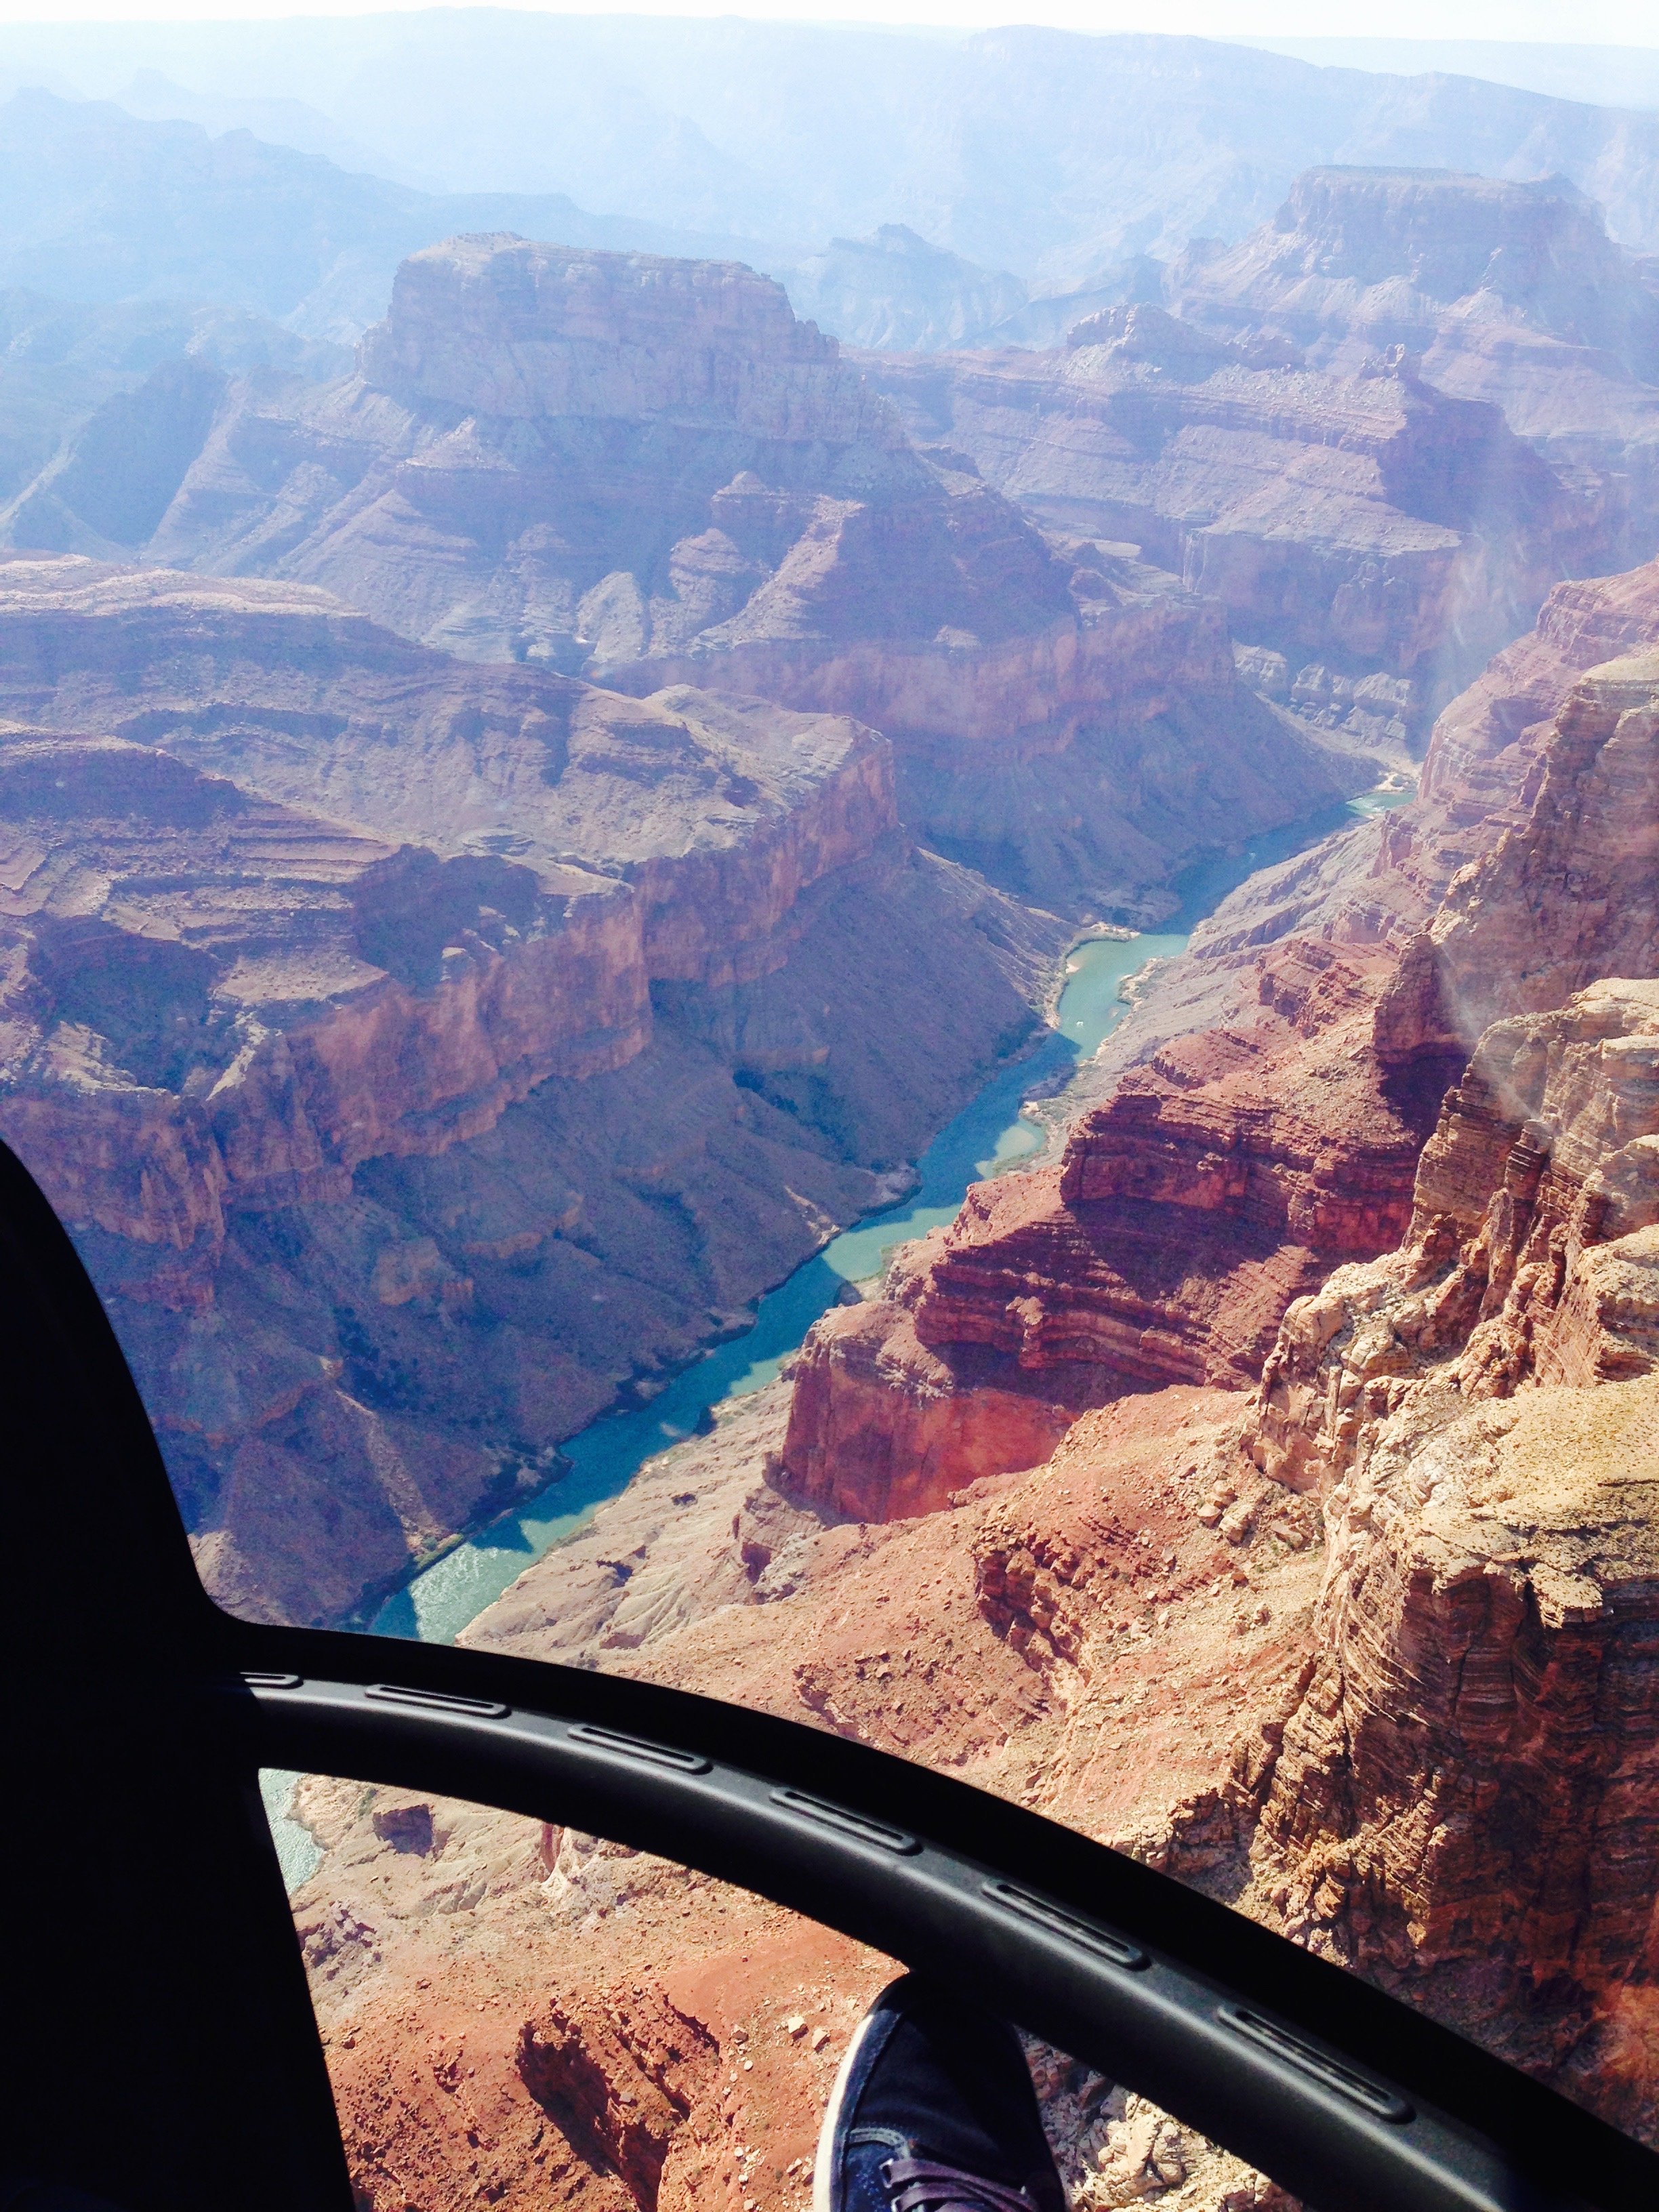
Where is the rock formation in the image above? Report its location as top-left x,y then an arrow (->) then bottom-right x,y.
779,560 -> 1659,1528
0,554 -> 1063,1623
775,226 -> 1027,353
1179,972 -> 1659,2135
3,234 -> 1364,917
792,640 -> 1659,2136
781,936 -> 1443,1521
861,300 -> 1589,754
1382,649 -> 1659,1056
1162,167 -> 1659,568
0,285 -> 348,515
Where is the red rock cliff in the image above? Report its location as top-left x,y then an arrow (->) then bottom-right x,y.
780,936 -> 1438,1521
1203,972 -> 1659,2135
782,560 -> 1659,1526
0,557 -> 1069,1626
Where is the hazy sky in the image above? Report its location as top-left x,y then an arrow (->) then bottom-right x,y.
0,0 -> 1653,41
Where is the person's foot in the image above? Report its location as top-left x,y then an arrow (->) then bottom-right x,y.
813,1975 -> 1067,2212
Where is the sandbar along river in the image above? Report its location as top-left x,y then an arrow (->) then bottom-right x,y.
371,790 -> 1408,1648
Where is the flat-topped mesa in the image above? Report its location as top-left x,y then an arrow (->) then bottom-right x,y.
0,556 -> 900,1263
7,240 -> 1364,918
0,733 -> 653,1252
0,558 -> 904,1235
1183,167 -> 1650,351
357,235 -> 898,445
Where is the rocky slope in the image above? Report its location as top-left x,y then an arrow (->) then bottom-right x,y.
779,556 -> 1659,1526
861,302 -> 1586,754
278,1376 -> 1315,2212
1162,167 -> 1659,567
1180,968 -> 1659,2135
0,554 -> 1062,1624
266,586 -> 1659,2207
0,286 -> 348,516
3,234 -> 1364,918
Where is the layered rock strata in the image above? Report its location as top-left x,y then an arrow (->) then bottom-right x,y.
0,556 -> 1061,1623
3,237 -> 1364,916
1162,167 -> 1659,567
1170,975 -> 1659,2135
780,562 -> 1659,1527
860,301 -> 1585,752
780,936 -> 1447,1521
1382,649 -> 1659,1058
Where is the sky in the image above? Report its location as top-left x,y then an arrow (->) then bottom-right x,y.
0,0 -> 1653,41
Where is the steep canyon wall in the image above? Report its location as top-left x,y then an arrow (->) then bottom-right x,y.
0,556 -> 1063,1622
1,237 -> 1366,917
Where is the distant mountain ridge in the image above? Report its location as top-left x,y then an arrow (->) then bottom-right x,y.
3,20 -> 1659,282
0,88 -> 764,342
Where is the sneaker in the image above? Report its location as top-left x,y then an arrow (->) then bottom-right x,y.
813,1975 -> 1067,2212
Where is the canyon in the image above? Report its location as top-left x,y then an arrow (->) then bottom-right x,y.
0,57 -> 1656,2205
0,233 -> 1367,917
0,553 -> 1061,1624
266,561 -> 1659,2208
778,553 -> 1659,1523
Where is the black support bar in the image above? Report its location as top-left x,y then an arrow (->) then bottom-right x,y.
218,1652 -> 1653,2212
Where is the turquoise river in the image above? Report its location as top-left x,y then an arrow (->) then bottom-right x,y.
370,790 -> 1409,1650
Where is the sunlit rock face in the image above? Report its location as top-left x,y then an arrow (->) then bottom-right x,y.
1208,977 -> 1659,2135
114,237 -> 1048,678
778,934 -> 1442,1519
1378,648 -> 1659,1063
0,554 -> 1063,1624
